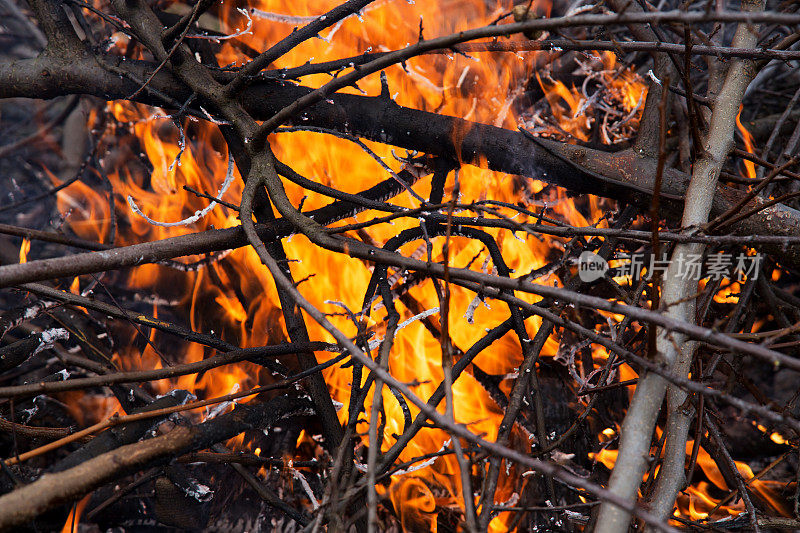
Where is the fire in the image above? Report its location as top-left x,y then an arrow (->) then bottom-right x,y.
60,494 -> 90,533
388,477 -> 438,531
69,276 -> 80,295
49,0 -> 685,528
592,432 -> 791,522
533,51 -> 646,143
736,106 -> 757,181
757,423 -> 788,445
18,237 -> 30,264
536,73 -> 591,141
51,164 -> 112,244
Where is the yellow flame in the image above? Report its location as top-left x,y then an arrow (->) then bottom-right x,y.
70,277 -> 80,295
18,238 -> 30,264
736,106 -> 757,181
57,0 -> 658,525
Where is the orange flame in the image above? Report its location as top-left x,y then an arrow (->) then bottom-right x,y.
535,52 -> 646,143
736,106 -> 757,181
54,0 -> 659,526
389,477 -> 437,531
60,494 -> 91,533
592,433 -> 790,521
18,238 -> 30,264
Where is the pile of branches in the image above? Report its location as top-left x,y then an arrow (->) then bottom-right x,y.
1,0 -> 800,531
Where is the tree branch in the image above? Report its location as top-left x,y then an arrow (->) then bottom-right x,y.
594,1 -> 766,530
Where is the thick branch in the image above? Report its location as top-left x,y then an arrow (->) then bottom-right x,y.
0,396 -> 312,531
2,53 -> 798,264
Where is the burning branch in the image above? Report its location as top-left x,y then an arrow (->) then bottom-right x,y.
2,0 -> 800,530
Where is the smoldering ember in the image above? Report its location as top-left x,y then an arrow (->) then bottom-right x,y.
2,0 -> 800,531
